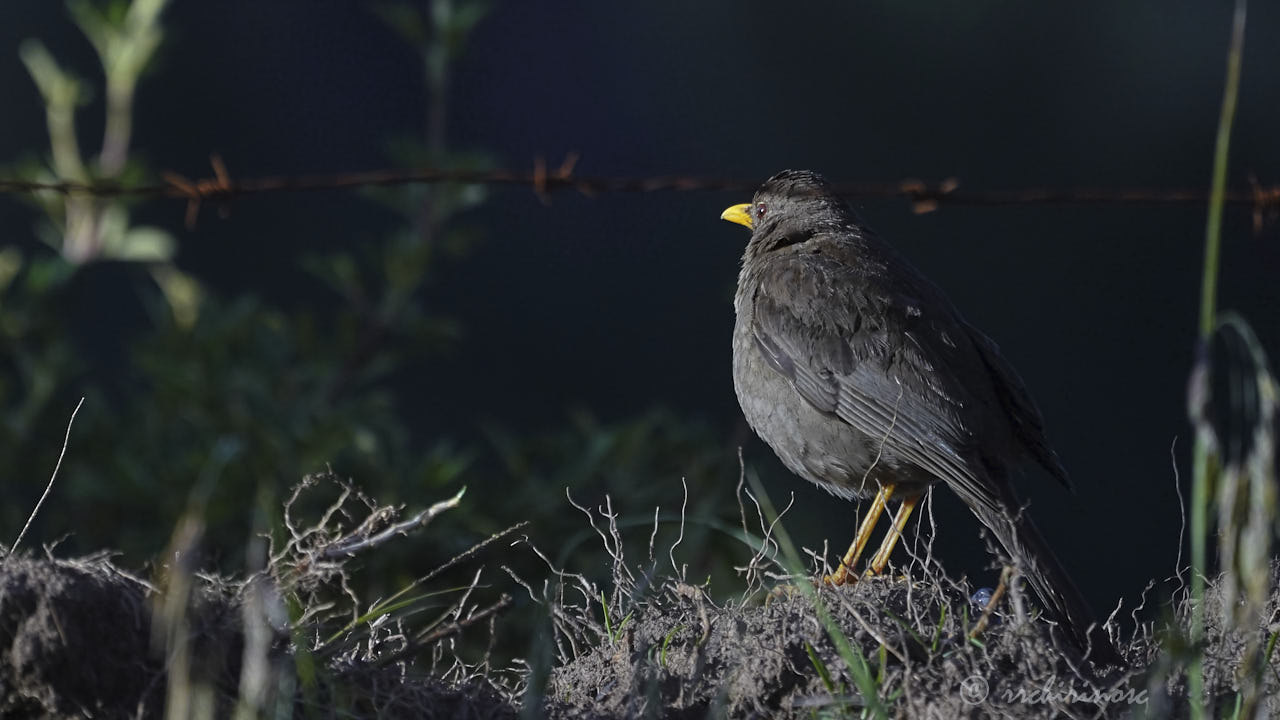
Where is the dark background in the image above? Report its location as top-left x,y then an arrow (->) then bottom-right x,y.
1,2 -> 1277,621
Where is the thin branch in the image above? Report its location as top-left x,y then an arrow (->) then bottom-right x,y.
400,521 -> 529,597
375,593 -> 513,668
8,397 -> 84,557
320,486 -> 466,559
668,478 -> 688,581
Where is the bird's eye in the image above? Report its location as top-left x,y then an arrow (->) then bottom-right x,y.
755,203 -> 767,218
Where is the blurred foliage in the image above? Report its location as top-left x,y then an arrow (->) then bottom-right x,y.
0,0 -> 747,647
482,408 -> 744,580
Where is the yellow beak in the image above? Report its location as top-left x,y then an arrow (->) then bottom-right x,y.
720,203 -> 754,229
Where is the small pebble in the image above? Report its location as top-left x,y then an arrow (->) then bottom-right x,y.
969,587 -> 1002,626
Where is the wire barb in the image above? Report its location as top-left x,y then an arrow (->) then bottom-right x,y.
160,154 -> 236,229
1249,174 -> 1280,234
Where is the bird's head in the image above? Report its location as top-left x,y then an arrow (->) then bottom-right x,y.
720,170 -> 854,253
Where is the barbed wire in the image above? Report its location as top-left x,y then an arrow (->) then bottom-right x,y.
2,154 -> 1277,230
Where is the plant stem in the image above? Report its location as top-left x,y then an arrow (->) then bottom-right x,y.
1198,1 -> 1247,339
1190,1 -> 1247,716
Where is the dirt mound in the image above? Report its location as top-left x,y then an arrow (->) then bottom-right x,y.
2,541 -> 1277,718
0,554 -> 516,719
1,555 -> 163,717
547,574 -> 1140,719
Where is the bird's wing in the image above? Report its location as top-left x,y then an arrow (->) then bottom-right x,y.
964,325 -> 1072,489
749,247 -> 1005,514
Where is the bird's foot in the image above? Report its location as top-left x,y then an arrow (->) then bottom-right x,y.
822,562 -> 858,587
862,565 -> 884,579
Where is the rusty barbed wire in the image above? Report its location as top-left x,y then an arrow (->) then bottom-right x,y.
1,154 -> 1277,229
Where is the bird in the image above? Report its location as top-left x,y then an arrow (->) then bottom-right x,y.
721,169 -> 1122,665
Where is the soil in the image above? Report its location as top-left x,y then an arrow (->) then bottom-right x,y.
1,551 -> 1276,718
0,553 -> 515,719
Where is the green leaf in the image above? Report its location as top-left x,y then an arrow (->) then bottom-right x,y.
0,248 -> 23,293
150,266 -> 201,329
24,256 -> 75,293
104,226 -> 175,262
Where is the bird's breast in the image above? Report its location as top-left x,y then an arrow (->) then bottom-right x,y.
732,313 -> 892,501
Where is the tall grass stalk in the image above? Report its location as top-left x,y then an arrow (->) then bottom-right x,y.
1189,1 -> 1247,716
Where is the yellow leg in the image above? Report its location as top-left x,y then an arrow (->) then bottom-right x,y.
825,483 -> 895,586
865,492 -> 921,576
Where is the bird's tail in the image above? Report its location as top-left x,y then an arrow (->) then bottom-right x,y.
984,506 -> 1125,666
